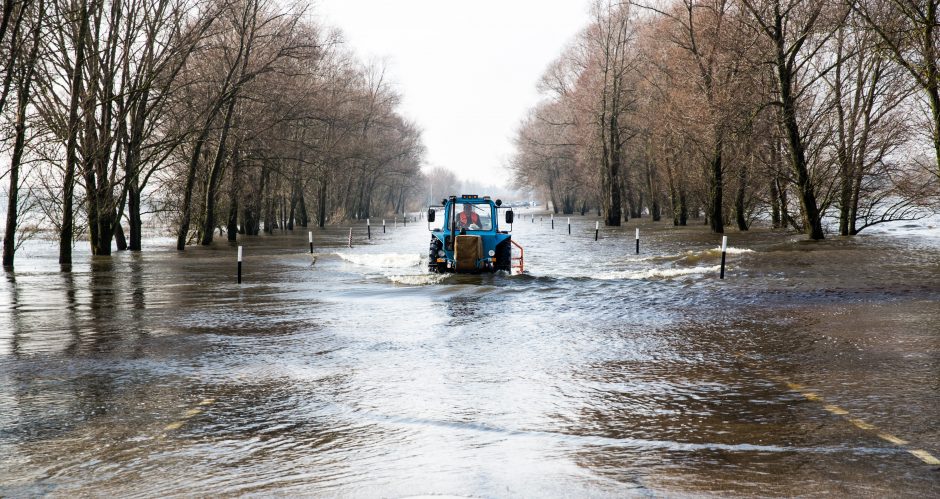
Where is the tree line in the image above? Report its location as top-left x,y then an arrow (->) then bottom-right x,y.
510,0 -> 939,239
0,0 -> 426,268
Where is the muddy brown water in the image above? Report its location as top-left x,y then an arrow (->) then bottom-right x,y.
1,214 -> 939,497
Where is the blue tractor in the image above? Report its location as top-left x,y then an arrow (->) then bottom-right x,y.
427,195 -> 519,274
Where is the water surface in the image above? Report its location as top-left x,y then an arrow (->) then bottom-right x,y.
1,214 -> 938,496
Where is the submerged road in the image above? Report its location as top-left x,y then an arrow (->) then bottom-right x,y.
1,214 -> 939,496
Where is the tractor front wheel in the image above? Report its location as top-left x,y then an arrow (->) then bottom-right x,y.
428,236 -> 444,273
495,239 -> 512,272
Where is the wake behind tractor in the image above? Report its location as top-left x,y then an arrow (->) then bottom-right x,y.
427,195 -> 523,274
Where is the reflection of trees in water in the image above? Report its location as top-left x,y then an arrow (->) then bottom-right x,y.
1,256 -> 160,448
4,272 -> 22,356
3,269 -> 117,445
5,270 -> 80,356
129,254 -> 145,311
127,254 -> 148,360
82,258 -> 119,355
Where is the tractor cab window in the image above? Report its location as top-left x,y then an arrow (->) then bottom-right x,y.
454,203 -> 491,231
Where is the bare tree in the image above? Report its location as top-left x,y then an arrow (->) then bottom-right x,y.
850,0 -> 940,181
739,0 -> 843,239
2,0 -> 44,268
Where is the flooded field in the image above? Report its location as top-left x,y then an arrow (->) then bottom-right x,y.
1,214 -> 939,497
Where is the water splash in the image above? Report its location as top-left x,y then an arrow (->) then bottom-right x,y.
334,252 -> 422,268
386,274 -> 450,285
593,265 -> 722,280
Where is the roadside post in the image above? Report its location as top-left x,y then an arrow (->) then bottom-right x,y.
720,235 -> 728,279
237,246 -> 243,284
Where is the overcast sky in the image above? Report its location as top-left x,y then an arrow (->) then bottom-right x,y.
313,0 -> 591,188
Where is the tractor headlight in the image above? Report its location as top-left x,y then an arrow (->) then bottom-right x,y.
488,250 -> 495,257
438,250 -> 445,257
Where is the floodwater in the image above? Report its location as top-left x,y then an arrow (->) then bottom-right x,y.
1,213 -> 939,497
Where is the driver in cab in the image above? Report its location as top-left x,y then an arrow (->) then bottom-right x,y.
457,203 -> 481,229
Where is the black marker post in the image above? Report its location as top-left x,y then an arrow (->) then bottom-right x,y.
720,235 -> 727,279
237,246 -> 243,284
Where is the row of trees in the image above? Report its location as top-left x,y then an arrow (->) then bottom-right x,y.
510,0 -> 939,239
0,0 -> 426,268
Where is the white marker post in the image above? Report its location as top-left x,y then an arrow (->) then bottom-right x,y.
348,228 -> 353,248
635,227 -> 640,254
720,235 -> 728,279
595,221 -> 599,241
308,231 -> 313,254
367,218 -> 371,239
237,246 -> 243,284
403,212 -> 407,227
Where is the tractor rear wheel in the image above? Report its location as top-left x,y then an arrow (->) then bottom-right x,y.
495,239 -> 512,272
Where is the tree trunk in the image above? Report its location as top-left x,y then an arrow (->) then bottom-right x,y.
605,115 -> 622,226
769,176 -> 781,229
298,187 -> 308,227
928,84 -> 940,182
646,158 -> 661,222
735,161 -> 749,231
199,97 -> 237,245
849,166 -> 863,235
60,0 -> 89,264
2,72 -> 28,268
176,131 -> 210,250
678,187 -> 688,226
775,26 -> 824,240
708,136 -> 724,233
317,173 -> 328,228
777,177 -> 791,229
287,185 -> 297,230
262,166 -> 274,234
226,162 -> 238,242
3,0 -> 45,267
114,222 -> 127,250
127,175 -> 142,250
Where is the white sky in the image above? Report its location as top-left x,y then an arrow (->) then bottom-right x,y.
313,0 -> 591,187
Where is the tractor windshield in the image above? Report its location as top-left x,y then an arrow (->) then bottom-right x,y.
454,202 -> 492,231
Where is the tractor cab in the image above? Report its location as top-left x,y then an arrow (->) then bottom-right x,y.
426,195 -> 523,274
